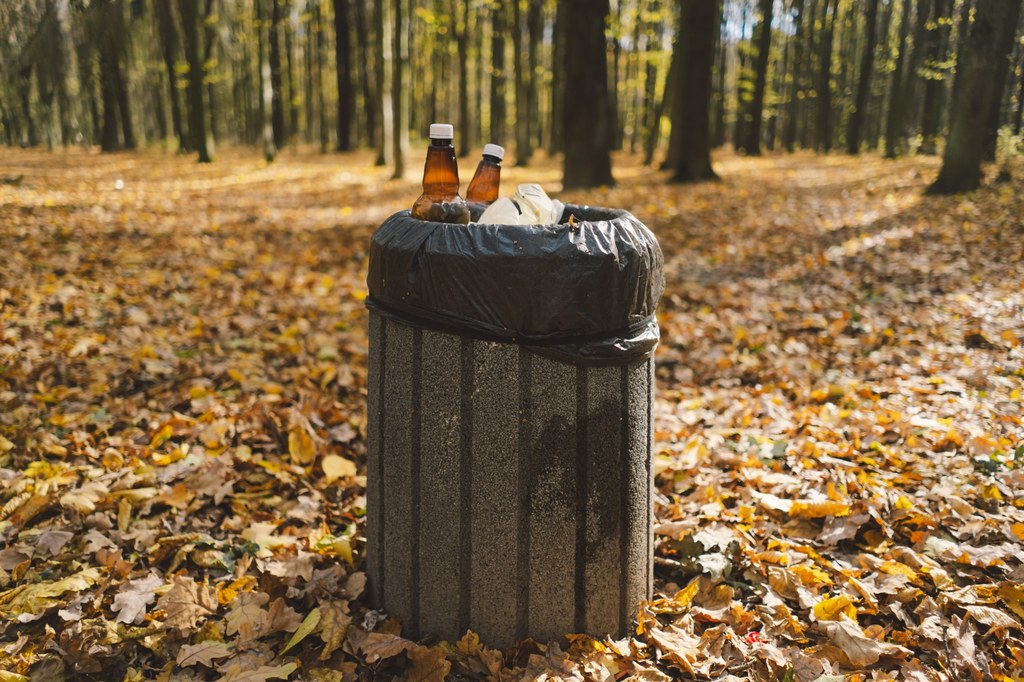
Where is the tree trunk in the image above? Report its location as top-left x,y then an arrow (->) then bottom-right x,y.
562,0 -> 614,188
641,0 -> 663,165
733,3 -> 750,147
355,0 -> 377,150
257,0 -> 277,161
98,37 -> 120,151
285,3 -> 299,140
737,0 -> 774,155
548,0 -> 567,154
457,0 -> 471,155
526,0 -> 542,153
155,0 -> 185,151
712,2 -> 727,148
490,3 -> 508,144
784,0 -> 807,152
885,0 -> 913,157
919,0 -> 953,154
315,2 -> 328,151
375,0 -> 393,166
668,0 -> 719,183
981,0 -> 1023,159
868,0 -> 896,149
929,0 -> 1023,194
513,0 -> 531,164
202,0 -> 218,143
816,0 -> 839,151
1015,50 -> 1024,133
181,0 -> 213,162
270,0 -> 286,147
847,0 -> 881,153
391,0 -> 409,179
334,0 -> 354,150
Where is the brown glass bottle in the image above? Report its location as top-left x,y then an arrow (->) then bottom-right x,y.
411,123 -> 470,224
466,143 -> 505,204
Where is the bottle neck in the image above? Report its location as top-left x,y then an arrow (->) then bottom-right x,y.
481,154 -> 501,166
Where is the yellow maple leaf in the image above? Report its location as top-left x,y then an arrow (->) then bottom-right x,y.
813,594 -> 858,622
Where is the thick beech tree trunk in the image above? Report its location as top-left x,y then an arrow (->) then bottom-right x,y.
929,0 -> 1024,194
181,0 -> 213,162
333,0 -> 354,151
666,0 -> 719,183
847,0 -> 881,153
561,0 -> 614,189
736,0 -> 774,155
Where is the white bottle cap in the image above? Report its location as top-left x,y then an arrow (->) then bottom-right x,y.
429,123 -> 454,139
482,143 -> 505,160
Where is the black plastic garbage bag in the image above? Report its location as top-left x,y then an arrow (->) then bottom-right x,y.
366,204 -> 664,365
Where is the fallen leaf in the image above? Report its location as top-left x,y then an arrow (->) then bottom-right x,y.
157,575 -> 218,631
321,454 -> 356,484
815,615 -> 911,667
176,640 -> 234,667
288,427 -> 316,465
281,607 -> 320,655
111,573 -> 163,624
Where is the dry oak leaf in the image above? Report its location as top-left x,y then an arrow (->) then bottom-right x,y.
176,640 -> 234,668
645,625 -> 701,675
226,591 -> 270,643
407,645 -> 451,682
265,597 -> 303,635
217,661 -> 298,682
157,575 -> 218,631
317,600 -> 352,660
357,632 -> 417,663
964,604 -> 1020,632
111,573 -> 163,624
815,615 -> 911,667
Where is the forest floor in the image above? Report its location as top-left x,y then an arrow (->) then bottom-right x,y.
0,147 -> 1023,681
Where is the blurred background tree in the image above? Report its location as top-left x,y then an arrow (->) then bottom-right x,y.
1,0 -> 1022,192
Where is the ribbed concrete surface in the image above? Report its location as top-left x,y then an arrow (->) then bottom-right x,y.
366,312 -> 653,646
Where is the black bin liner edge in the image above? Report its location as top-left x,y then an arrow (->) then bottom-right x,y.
366,204 -> 665,366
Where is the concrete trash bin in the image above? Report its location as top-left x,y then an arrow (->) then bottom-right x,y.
364,205 -> 664,646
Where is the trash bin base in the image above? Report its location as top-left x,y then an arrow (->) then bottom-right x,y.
366,312 -> 653,646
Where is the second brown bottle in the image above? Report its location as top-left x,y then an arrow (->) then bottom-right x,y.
466,144 -> 505,205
